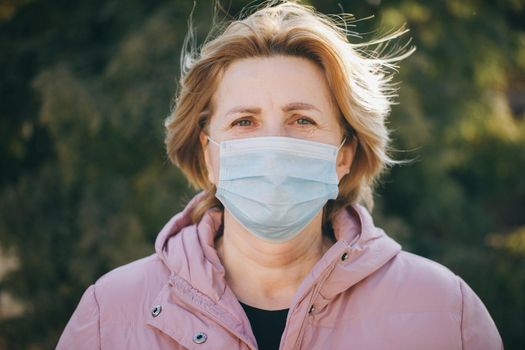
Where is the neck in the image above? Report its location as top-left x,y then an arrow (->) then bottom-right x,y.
216,209 -> 333,310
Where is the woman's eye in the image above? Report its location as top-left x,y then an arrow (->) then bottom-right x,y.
232,118 -> 253,127
296,118 -> 315,126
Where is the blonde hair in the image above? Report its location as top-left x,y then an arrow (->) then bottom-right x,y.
165,0 -> 413,224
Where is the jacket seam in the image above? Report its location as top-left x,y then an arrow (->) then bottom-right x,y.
458,276 -> 465,350
311,309 -> 462,328
92,283 -> 102,350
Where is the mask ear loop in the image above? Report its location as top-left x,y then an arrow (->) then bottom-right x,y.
207,136 -> 220,146
337,137 -> 347,151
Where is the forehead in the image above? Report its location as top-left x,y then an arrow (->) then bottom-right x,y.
211,55 -> 337,115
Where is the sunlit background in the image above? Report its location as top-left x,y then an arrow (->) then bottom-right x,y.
1,0 -> 524,348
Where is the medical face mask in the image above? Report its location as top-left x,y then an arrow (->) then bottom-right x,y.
208,136 -> 344,243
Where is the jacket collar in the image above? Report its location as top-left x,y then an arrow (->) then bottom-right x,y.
154,192 -> 227,302
154,192 -> 401,308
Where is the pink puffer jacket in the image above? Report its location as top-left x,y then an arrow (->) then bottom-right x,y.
57,193 -> 503,349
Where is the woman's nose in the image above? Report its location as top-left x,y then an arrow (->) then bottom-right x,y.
261,120 -> 287,137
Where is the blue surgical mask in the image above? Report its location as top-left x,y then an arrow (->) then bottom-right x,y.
208,136 -> 345,242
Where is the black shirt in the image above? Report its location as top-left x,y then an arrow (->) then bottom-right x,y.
240,302 -> 289,350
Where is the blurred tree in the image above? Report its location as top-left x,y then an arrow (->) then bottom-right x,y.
0,0 -> 523,348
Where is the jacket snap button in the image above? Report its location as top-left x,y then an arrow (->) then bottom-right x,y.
341,252 -> 349,262
151,305 -> 162,317
193,332 -> 207,344
309,305 -> 315,314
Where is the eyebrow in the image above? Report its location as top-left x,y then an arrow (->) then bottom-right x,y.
225,102 -> 321,117
225,106 -> 261,116
282,102 -> 321,113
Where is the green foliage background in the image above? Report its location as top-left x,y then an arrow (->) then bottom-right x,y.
0,0 -> 523,348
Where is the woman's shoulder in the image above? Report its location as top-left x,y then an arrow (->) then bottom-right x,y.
91,254 -> 170,317
352,249 -> 466,314
392,250 -> 461,286
327,249 -> 502,349
365,250 -> 502,348
382,250 -> 463,302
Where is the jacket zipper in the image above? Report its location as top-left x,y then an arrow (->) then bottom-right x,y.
169,276 -> 257,350
289,260 -> 338,350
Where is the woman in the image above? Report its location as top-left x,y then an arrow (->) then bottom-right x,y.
57,1 -> 502,349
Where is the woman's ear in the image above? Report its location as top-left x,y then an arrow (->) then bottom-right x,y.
336,137 -> 357,181
200,132 -> 216,184
199,131 -> 209,147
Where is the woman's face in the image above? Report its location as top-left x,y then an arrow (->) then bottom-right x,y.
201,55 -> 355,184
